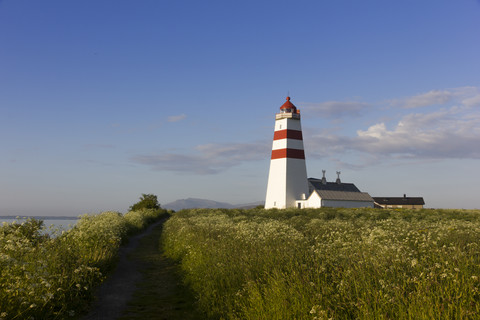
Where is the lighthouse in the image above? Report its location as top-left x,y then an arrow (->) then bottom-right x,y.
265,97 -> 309,209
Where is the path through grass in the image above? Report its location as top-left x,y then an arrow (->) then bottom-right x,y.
118,219 -> 203,320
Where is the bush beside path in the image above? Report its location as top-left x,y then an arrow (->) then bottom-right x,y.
0,208 -> 169,320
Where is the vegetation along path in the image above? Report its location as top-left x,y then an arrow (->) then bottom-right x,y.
82,216 -> 202,320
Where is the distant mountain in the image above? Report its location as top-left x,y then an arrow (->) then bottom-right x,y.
163,198 -> 235,211
232,201 -> 265,209
163,198 -> 264,211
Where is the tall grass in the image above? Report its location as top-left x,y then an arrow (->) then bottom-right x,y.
0,208 -> 168,320
162,208 -> 480,319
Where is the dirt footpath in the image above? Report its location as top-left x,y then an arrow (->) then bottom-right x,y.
82,218 -> 201,320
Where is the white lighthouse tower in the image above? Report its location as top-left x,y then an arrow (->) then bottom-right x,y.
265,97 -> 309,209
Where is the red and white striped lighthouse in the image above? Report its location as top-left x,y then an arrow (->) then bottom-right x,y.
265,97 -> 309,209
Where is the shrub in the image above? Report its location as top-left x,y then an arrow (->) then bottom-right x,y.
129,194 -> 160,211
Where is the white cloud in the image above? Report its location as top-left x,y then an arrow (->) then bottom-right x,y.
131,141 -> 269,174
390,87 -> 480,109
306,106 -> 480,165
462,94 -> 480,107
302,101 -> 370,118
400,90 -> 453,109
357,123 -> 388,139
167,114 -> 187,122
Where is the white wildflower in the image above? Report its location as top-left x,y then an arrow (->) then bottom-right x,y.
411,259 -> 418,267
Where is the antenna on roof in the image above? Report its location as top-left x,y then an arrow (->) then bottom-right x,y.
336,171 -> 341,184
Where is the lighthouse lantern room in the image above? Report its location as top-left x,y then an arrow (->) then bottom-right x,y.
265,97 -> 309,209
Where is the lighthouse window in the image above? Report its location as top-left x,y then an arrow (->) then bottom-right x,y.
279,125 -> 282,129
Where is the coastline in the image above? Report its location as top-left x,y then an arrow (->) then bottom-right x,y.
0,215 -> 79,220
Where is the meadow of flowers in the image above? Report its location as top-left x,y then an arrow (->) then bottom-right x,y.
0,208 -> 167,320
162,208 -> 480,319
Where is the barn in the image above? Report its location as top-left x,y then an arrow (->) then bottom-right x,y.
373,195 -> 425,209
295,173 -> 374,209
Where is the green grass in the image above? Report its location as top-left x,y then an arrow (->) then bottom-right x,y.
5,207 -> 480,319
119,220 -> 203,320
162,207 -> 480,319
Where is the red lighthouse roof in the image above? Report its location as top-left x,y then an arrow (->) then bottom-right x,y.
280,96 -> 297,111
280,97 -> 299,113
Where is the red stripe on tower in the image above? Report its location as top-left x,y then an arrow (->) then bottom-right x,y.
271,148 -> 305,160
273,129 -> 303,140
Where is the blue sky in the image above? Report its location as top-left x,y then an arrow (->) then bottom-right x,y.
1,0 -> 479,216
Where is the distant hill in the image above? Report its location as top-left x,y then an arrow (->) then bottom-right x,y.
163,198 -> 264,211
233,201 -> 265,209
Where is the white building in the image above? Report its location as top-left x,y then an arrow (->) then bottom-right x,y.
265,98 -> 374,209
296,175 -> 374,209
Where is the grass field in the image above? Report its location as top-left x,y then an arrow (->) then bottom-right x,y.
162,207 -> 480,319
0,208 -> 167,320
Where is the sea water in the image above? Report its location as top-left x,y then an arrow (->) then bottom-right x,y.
1,217 -> 78,234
